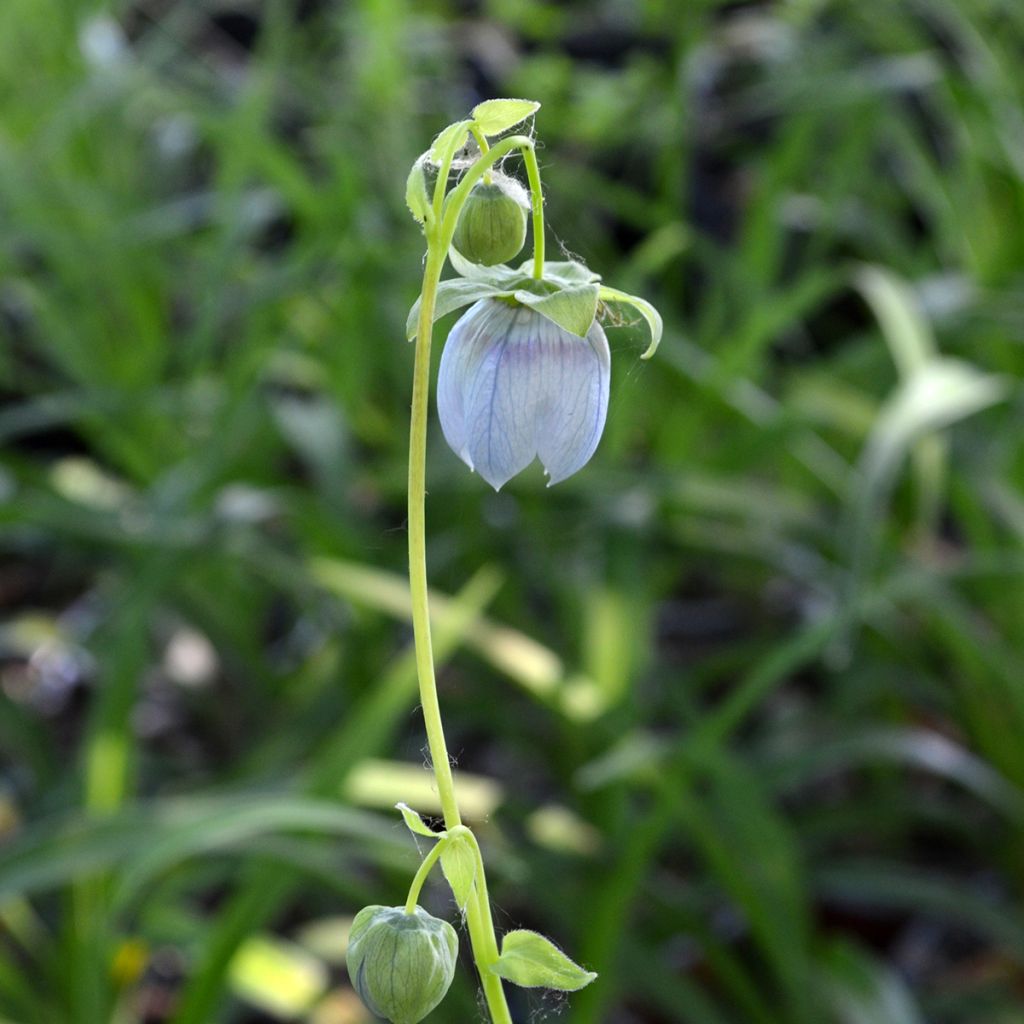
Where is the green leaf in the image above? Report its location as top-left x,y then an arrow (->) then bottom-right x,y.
439,832 -> 476,910
598,286 -> 663,359
395,802 -> 439,838
429,120 -> 471,165
490,930 -> 597,991
405,160 -> 430,225
406,278 -> 511,340
471,98 -> 540,136
513,283 -> 599,339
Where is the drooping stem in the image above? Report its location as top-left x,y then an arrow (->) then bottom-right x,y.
408,210 -> 514,1023
404,838 -> 446,915
520,144 -> 545,278
408,245 -> 461,829
470,125 -> 493,184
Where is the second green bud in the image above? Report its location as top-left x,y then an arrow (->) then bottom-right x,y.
451,173 -> 529,266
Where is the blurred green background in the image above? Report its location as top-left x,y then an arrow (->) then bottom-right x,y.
2,0 -> 1024,1021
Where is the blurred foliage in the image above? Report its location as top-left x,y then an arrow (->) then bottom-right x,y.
1,0 -> 1024,1022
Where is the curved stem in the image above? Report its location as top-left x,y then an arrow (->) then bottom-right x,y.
520,144 -> 545,278
409,228 -> 514,1024
470,125 -> 493,184
409,247 -> 461,829
404,838 -> 446,914
464,830 -> 501,961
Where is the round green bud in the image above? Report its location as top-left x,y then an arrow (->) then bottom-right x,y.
347,905 -> 458,1024
451,174 -> 529,266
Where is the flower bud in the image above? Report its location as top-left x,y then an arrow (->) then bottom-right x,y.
347,905 -> 458,1024
451,174 -> 528,266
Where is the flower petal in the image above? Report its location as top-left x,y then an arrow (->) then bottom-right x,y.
437,299 -> 517,471
461,305 -> 546,489
437,299 -> 611,489
535,319 -> 610,485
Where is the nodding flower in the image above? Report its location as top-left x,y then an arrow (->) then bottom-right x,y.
437,298 -> 610,490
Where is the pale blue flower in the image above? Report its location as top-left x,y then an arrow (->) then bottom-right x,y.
438,298 -> 610,490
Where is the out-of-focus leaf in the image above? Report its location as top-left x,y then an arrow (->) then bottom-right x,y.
768,727 -> 1024,820
343,760 -> 502,820
229,934 -> 327,1019
310,558 -> 601,718
820,939 -> 925,1024
0,797 -> 406,908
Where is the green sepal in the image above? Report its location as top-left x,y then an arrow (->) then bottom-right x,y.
406,278 -> 509,340
395,802 -> 439,838
598,285 -> 663,359
405,160 -> 430,226
439,831 -> 476,910
429,120 -> 471,165
489,929 -> 597,991
513,282 -> 599,339
471,98 -> 540,136
407,254 -> 605,341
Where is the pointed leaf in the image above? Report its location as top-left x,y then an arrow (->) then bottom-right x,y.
395,802 -> 439,838
490,930 -> 597,991
472,98 -> 540,136
405,160 -> 430,225
406,279 -> 512,340
599,286 -> 663,359
439,833 -> 476,910
513,284 -> 599,339
429,120 -> 471,165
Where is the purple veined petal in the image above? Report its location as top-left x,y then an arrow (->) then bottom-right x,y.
535,318 -> 610,485
461,304 -> 545,490
437,299 -> 520,472
437,298 -> 611,490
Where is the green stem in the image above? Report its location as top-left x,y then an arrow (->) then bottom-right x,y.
409,215 -> 514,1023
464,830 -> 501,961
470,125 -> 493,184
520,144 -> 545,278
404,838 -> 446,914
409,245 -> 461,829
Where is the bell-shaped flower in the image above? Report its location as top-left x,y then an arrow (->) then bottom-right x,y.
407,250 -> 662,489
437,298 -> 611,489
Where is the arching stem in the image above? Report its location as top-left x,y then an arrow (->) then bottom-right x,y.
407,176 -> 519,1019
